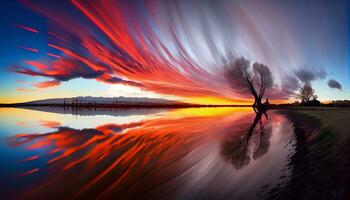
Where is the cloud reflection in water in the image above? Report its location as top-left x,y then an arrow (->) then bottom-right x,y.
9,108 -> 295,199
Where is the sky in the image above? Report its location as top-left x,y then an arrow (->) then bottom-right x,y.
0,0 -> 349,104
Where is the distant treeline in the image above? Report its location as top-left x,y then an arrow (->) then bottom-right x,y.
0,102 -> 250,109
328,100 -> 350,107
1,99 -> 349,108
270,100 -> 350,108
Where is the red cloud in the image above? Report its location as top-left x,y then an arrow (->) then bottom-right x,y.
12,0 -> 237,100
39,120 -> 61,128
19,46 -> 39,53
15,24 -> 39,33
13,1 -> 295,102
33,80 -> 61,88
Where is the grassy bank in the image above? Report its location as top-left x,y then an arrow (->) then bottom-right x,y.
263,109 -> 350,200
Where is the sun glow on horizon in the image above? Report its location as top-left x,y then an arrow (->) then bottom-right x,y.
183,96 -> 252,105
0,1 -> 348,103
107,84 -> 180,100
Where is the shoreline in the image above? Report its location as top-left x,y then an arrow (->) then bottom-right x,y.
263,109 -> 350,199
0,104 -> 252,109
1,104 -> 349,110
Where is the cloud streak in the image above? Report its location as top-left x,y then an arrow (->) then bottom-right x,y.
33,80 -> 61,88
15,24 -> 39,33
10,0 -> 345,102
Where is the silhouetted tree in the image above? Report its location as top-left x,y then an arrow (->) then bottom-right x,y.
225,57 -> 273,113
297,84 -> 318,104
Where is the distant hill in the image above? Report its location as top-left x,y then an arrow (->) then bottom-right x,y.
0,97 -> 246,108
15,96 -> 182,106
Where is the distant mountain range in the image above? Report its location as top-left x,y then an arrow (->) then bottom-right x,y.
0,96 -> 245,108
14,96 -> 182,106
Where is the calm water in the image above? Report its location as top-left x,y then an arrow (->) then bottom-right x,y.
0,107 -> 296,199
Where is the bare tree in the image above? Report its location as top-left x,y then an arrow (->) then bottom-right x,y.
252,62 -> 273,111
225,57 -> 273,114
297,84 -> 317,104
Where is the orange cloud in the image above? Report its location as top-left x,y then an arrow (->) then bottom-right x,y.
33,80 -> 61,88
16,87 -> 37,92
39,120 -> 62,128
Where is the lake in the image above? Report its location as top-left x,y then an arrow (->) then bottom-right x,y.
0,107 -> 348,199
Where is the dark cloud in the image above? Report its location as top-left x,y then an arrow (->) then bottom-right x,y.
11,59 -> 104,81
99,75 -> 144,87
327,79 -> 342,90
268,68 -> 328,99
294,68 -> 327,84
11,58 -> 142,88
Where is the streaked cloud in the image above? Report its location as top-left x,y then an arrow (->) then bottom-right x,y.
7,0 -> 348,102
33,80 -> 61,88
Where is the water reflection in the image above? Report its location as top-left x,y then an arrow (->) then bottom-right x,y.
221,112 -> 272,170
1,107 -> 295,199
23,106 -> 169,117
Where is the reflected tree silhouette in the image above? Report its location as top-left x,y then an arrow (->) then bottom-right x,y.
252,122 -> 272,160
220,111 -> 272,170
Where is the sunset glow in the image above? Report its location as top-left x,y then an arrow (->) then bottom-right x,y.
1,1 -> 350,198
1,0 -> 349,104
